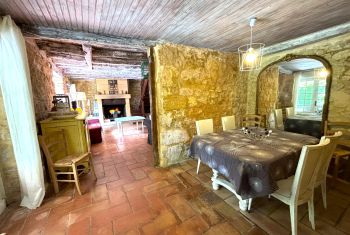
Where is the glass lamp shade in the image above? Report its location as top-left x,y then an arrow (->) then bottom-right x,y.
238,43 -> 265,71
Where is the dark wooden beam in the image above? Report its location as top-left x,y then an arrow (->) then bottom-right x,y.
263,22 -> 350,55
21,25 -> 161,52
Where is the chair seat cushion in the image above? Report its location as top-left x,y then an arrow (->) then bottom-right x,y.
88,123 -> 101,130
274,176 -> 294,198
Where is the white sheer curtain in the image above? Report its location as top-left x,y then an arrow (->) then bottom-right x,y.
0,16 -> 45,209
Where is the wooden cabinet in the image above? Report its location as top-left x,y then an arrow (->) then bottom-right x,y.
40,116 -> 88,155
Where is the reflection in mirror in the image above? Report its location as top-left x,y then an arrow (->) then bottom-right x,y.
279,59 -> 327,119
257,57 -> 331,138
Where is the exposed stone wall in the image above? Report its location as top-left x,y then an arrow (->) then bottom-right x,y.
247,32 -> 350,122
257,66 -> 279,120
277,72 -> 294,108
153,43 -> 246,167
26,41 -> 55,121
128,79 -> 142,115
70,80 -> 97,111
0,90 -> 20,203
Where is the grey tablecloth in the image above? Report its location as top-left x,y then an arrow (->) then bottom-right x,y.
190,129 -> 319,199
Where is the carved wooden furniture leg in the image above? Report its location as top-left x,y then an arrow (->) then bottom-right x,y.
211,169 -> 251,211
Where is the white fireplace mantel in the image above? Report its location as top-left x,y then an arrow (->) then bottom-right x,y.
95,94 -> 131,100
95,94 -> 131,124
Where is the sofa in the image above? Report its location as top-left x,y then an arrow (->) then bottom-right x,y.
87,118 -> 102,144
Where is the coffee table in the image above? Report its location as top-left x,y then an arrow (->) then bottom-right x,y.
115,116 -> 145,135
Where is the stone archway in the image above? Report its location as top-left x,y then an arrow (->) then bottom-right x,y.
255,54 -> 332,124
245,53 -> 332,124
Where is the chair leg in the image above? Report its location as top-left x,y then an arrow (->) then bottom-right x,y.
49,168 -> 59,194
196,158 -> 201,174
333,157 -> 340,186
308,196 -> 315,230
321,181 -> 327,209
72,164 -> 83,195
89,155 -> 97,180
248,198 -> 253,211
289,204 -> 298,235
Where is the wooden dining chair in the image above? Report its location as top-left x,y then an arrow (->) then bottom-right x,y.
221,115 -> 236,131
38,129 -> 96,195
273,109 -> 284,130
315,131 -> 342,208
241,114 -> 262,127
286,107 -> 295,118
324,121 -> 350,185
195,119 -> 214,174
271,139 -> 330,235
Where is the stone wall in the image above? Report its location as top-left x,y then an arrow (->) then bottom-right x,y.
246,32 -> 350,122
277,72 -> 294,108
0,90 -> 20,203
26,41 -> 55,121
128,79 -> 141,115
153,43 -> 246,167
70,80 -> 97,112
257,66 -> 279,120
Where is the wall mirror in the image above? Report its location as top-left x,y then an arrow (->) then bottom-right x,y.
256,55 -> 332,138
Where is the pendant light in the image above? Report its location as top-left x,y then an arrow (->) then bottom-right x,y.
238,17 -> 265,71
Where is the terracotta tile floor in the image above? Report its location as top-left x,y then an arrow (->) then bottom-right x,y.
1,124 -> 350,234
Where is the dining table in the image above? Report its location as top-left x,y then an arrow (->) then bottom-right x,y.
190,128 -> 319,211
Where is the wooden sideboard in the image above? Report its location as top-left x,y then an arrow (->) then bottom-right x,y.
40,115 -> 89,155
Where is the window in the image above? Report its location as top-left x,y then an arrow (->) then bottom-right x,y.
294,70 -> 326,114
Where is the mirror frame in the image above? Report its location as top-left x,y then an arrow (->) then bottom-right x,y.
256,54 -> 332,126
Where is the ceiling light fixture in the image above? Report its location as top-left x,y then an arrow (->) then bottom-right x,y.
238,17 -> 265,71
314,68 -> 329,78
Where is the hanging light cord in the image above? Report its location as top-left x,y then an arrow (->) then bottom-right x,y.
250,24 -> 253,47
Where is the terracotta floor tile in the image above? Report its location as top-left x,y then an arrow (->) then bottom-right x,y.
68,200 -> 112,226
166,194 -> 196,221
165,215 -> 209,235
204,222 -> 240,235
91,203 -> 132,228
108,188 -> 128,206
67,217 -> 90,235
143,180 -> 170,193
128,194 -> 149,211
189,197 -> 223,226
106,178 -> 134,190
92,184 -> 109,203
114,208 -> 156,233
123,178 -> 152,192
145,191 -> 169,212
141,210 -> 178,235
91,222 -> 114,235
131,168 -> 147,180
21,209 -> 51,235
160,183 -> 186,198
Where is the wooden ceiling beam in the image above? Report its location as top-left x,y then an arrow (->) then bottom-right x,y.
21,25 -> 161,52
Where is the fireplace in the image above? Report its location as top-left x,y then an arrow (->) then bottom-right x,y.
95,94 -> 131,125
102,99 -> 126,120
